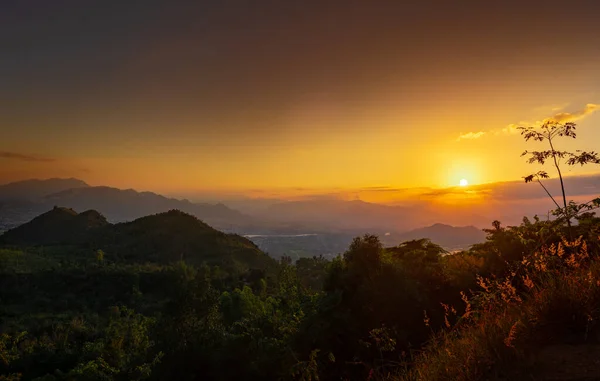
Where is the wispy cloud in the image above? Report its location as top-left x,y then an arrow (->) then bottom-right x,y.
456,131 -> 486,141
0,151 -> 55,162
552,103 -> 600,123
457,103 -> 600,141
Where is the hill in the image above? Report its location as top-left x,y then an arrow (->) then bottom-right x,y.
0,208 -> 273,270
0,206 -> 108,245
395,223 -> 486,250
98,209 -> 271,268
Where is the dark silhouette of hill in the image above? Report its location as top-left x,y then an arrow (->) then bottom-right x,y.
0,178 -> 89,200
1,208 -> 273,270
0,206 -> 108,245
395,223 -> 486,249
98,210 -> 271,268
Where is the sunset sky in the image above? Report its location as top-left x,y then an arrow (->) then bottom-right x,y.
2,0 -> 600,198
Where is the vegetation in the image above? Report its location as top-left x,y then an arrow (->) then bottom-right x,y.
2,206 -> 597,380
520,121 -> 600,224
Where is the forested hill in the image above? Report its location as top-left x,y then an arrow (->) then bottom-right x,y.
0,208 -> 273,270
0,207 -> 108,245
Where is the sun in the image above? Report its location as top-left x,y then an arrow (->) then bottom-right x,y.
459,179 -> 469,187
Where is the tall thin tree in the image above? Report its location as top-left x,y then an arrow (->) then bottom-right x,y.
519,121 -> 600,225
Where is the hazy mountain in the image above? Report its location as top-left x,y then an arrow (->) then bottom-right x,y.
253,198 -> 494,233
1,208 -> 273,270
394,223 -> 487,250
0,178 -> 89,200
0,179 -> 255,232
43,186 -> 252,229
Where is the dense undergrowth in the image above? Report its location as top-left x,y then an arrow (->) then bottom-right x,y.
398,234 -> 600,381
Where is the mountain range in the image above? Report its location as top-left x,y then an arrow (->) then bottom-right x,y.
0,178 -> 252,233
0,178 -> 490,255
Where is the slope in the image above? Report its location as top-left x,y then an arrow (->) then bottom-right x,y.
97,209 -> 273,269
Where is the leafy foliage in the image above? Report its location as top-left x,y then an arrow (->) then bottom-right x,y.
519,121 -> 600,225
2,205 -> 600,380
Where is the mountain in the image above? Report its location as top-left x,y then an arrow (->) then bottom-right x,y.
43,186 -> 252,229
393,223 -> 487,250
0,179 -> 255,233
0,208 -> 273,270
98,210 -> 271,268
254,199 -> 495,234
0,206 -> 108,245
0,178 -> 89,200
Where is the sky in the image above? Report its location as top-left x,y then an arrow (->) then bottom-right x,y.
2,0 -> 600,198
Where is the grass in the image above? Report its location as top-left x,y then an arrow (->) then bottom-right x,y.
391,237 -> 600,381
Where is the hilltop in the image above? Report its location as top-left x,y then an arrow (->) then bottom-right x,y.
97,209 -> 271,268
0,206 -> 108,245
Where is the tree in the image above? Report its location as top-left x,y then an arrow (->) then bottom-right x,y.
519,121 -> 600,225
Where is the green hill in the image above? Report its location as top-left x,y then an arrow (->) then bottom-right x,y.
97,209 -> 272,269
0,208 -> 273,271
0,206 -> 108,245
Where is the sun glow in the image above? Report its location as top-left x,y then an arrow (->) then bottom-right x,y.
459,179 -> 469,187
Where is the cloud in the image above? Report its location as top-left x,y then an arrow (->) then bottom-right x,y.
456,131 -> 486,141
0,151 -> 55,162
457,103 -> 600,142
551,103 -> 600,123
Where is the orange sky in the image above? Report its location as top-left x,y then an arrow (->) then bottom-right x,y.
2,1 -> 600,198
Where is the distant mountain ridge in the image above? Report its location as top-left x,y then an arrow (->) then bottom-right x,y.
43,186 -> 251,227
0,178 -> 253,232
0,178 -> 89,200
